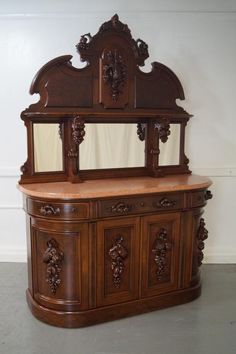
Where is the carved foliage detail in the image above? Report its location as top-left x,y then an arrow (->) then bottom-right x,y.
99,14 -> 131,36
110,202 -> 132,214
197,218 -> 208,266
155,119 -> 171,143
152,228 -> 172,281
76,33 -> 92,52
108,236 -> 128,288
136,38 -> 149,58
43,239 -> 64,294
137,123 -> 146,141
103,50 -> 127,101
72,116 -> 85,145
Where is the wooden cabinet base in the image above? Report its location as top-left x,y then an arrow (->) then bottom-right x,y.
20,176 -> 212,328
26,283 -> 201,328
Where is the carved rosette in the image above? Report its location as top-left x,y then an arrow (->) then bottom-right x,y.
43,238 -> 64,294
155,120 -> 171,143
137,123 -> 146,141
152,228 -> 172,281
102,50 -> 127,101
72,116 -> 85,145
197,218 -> 208,266
108,236 -> 128,288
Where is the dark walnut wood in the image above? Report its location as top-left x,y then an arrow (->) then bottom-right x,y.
20,177 -> 212,328
19,14 -> 191,185
18,14 -> 213,328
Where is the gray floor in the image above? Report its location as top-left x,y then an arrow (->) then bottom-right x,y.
0,264 -> 235,354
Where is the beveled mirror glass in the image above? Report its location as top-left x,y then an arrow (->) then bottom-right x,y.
79,124 -> 145,170
159,124 -> 181,166
33,123 -> 63,172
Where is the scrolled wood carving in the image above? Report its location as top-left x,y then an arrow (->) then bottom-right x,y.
108,236 -> 128,288
136,38 -> 149,58
137,123 -> 146,141
152,228 -> 172,281
102,50 -> 127,101
157,197 -> 176,208
110,202 -> 132,214
72,116 -> 85,145
43,238 -> 64,294
155,119 -> 171,143
205,190 -> 213,200
76,33 -> 92,51
197,218 -> 208,266
39,205 -> 60,216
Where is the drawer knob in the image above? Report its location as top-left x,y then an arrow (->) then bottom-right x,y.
157,197 -> 176,208
39,205 -> 60,216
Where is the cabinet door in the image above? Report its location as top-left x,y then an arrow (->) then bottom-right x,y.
141,213 -> 181,297
31,220 -> 89,311
96,217 -> 140,306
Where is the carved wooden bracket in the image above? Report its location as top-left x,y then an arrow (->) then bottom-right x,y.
197,218 -> 208,266
39,205 -> 60,216
152,228 -> 172,281
155,119 -> 171,143
205,190 -> 213,200
102,50 -> 127,101
72,116 -> 85,145
137,123 -> 146,141
108,236 -> 128,288
43,238 -> 64,294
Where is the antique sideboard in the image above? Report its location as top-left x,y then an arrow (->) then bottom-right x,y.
18,15 -> 212,327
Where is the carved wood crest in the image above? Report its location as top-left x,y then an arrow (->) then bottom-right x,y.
43,238 -> 64,294
108,236 -> 128,288
152,228 -> 172,281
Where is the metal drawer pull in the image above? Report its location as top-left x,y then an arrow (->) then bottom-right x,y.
39,205 -> 60,216
157,197 -> 176,208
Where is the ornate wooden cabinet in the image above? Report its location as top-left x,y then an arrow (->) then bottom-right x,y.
19,15 -> 212,327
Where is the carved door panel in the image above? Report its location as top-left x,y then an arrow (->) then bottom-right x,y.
96,217 -> 140,306
31,222 -> 89,311
141,213 -> 181,297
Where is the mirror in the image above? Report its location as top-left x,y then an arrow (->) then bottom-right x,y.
79,124 -> 145,170
33,123 -> 63,172
159,124 -> 180,166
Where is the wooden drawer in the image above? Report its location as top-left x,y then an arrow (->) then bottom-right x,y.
189,189 -> 212,208
98,193 -> 184,218
27,198 -> 89,220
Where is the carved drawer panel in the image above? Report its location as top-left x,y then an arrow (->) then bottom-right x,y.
98,193 -> 184,218
27,198 -> 89,220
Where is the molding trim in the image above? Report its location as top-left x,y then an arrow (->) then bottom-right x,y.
204,254 -> 236,264
0,166 -> 236,178
0,249 -> 27,263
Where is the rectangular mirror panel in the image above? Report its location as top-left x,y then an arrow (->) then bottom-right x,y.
33,123 -> 63,172
159,124 -> 180,166
79,124 -> 145,170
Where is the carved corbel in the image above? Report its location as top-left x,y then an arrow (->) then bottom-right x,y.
155,119 -> 171,143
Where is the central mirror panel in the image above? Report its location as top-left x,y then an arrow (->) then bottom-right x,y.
33,123 -> 63,173
79,124 -> 145,170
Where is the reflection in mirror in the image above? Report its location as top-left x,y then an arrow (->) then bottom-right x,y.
159,124 -> 180,166
80,124 -> 145,170
33,123 -> 63,172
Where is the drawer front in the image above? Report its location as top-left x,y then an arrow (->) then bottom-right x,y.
190,190 -> 207,208
98,193 -> 184,218
27,198 -> 89,220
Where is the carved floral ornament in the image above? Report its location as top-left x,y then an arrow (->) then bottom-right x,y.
102,50 -> 127,101
43,238 -> 64,294
152,228 -> 172,281
108,236 -> 128,288
197,218 -> 208,266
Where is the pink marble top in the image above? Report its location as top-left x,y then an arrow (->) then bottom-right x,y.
18,175 -> 212,200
